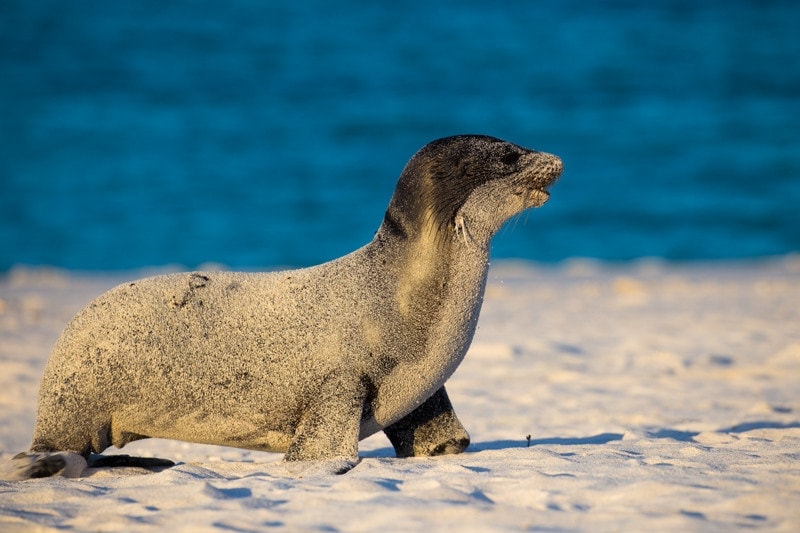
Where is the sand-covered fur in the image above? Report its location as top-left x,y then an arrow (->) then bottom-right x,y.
9,135 -> 562,478
2,258 -> 798,529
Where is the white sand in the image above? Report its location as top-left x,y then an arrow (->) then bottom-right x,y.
1,257 -> 798,531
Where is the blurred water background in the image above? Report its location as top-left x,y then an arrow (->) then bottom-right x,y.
1,0 -> 798,271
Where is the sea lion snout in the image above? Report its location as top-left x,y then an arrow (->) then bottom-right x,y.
525,151 -> 563,186
545,153 -> 563,180
514,151 -> 562,207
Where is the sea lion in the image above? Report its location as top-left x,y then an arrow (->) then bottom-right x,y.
5,135 -> 562,479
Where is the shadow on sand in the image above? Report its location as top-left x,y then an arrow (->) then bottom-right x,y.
646,420 -> 800,442
471,432 -> 625,452
361,421 -> 799,458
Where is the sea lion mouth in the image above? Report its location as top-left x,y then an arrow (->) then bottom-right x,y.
527,189 -> 551,207
511,186 -> 550,208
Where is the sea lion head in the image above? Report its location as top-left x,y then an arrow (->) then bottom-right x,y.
381,135 -> 562,246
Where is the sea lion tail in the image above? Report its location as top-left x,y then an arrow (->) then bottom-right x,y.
88,454 -> 175,469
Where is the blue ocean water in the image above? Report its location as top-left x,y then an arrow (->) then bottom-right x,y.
1,0 -> 798,271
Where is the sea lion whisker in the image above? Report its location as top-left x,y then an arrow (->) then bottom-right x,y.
454,215 -> 476,248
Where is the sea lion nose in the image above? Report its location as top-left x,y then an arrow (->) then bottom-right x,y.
546,154 -> 563,177
540,155 -> 563,185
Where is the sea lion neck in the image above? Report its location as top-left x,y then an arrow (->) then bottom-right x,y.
368,220 -> 489,320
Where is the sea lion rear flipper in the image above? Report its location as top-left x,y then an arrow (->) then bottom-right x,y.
283,372 -> 367,474
0,452 -> 87,480
384,386 -> 470,458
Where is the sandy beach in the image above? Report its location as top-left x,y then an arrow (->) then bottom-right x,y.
1,257 -> 798,531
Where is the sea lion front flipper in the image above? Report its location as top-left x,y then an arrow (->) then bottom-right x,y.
384,386 -> 470,458
283,372 -> 367,474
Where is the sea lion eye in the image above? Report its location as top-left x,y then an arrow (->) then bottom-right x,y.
501,151 -> 520,166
